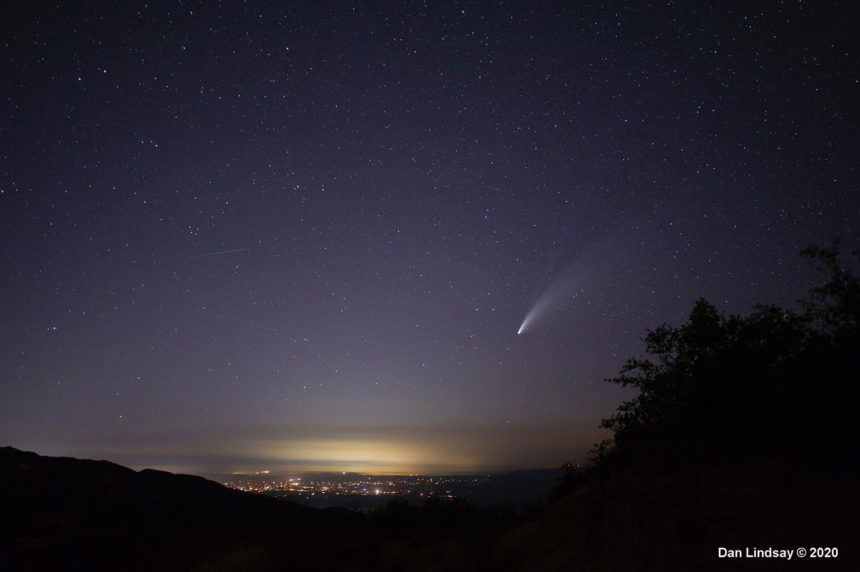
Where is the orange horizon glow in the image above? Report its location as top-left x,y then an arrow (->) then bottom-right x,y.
33,422 -> 609,476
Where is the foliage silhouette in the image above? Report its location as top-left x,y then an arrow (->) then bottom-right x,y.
599,242 -> 860,464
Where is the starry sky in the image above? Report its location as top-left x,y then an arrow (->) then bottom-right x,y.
1,1 -> 857,474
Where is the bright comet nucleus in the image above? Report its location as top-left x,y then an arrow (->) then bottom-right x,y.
517,314 -> 534,335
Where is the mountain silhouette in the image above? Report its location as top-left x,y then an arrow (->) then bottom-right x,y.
0,446 -> 358,570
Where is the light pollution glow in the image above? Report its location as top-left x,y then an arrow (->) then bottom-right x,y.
72,438 -> 480,475
41,423 -> 607,475
256,439 -> 483,474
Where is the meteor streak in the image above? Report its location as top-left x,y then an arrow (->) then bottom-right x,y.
186,247 -> 250,259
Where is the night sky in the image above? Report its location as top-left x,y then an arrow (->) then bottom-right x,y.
2,2 -> 857,474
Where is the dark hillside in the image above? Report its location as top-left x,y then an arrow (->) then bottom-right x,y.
0,446 -> 355,570
499,451 -> 857,570
0,446 -> 511,571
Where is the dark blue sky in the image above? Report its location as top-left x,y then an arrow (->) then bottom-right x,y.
1,1 -> 856,473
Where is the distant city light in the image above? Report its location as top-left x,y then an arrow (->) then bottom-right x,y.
220,473 -> 491,504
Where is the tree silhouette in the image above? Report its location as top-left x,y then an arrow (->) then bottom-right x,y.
599,243 -> 860,463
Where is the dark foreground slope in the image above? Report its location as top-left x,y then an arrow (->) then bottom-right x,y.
499,452 -> 858,571
0,446 -> 511,571
0,446 -> 361,570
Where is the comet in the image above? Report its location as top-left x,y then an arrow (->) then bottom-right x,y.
517,283 -> 568,335
517,259 -> 593,335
